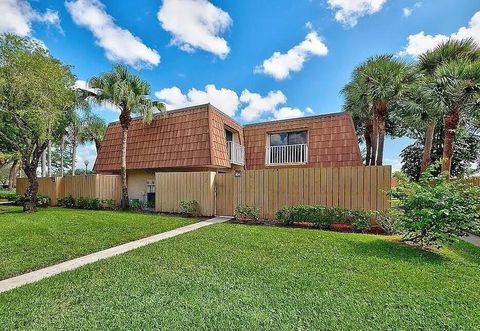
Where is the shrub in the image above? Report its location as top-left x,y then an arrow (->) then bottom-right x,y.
180,200 -> 200,216
0,190 -> 16,200
350,210 -> 372,232
13,194 -> 50,207
57,195 -> 76,208
101,199 -> 118,211
234,205 -> 259,221
276,205 -> 372,231
57,196 -> 118,210
389,166 -> 480,248
129,199 -> 146,212
75,197 -> 101,210
377,209 -> 404,235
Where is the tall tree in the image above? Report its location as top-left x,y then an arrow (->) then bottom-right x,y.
80,111 -> 107,153
359,55 -> 413,165
343,56 -> 411,165
0,34 -> 75,211
89,65 -> 164,209
417,38 -> 480,175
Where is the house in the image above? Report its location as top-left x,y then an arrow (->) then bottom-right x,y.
94,103 -> 362,203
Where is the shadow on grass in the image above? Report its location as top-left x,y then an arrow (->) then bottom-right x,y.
448,240 -> 480,266
0,205 -> 24,215
340,236 -> 447,265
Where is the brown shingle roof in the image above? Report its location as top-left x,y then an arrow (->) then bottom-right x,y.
94,104 -> 361,172
94,104 -> 243,172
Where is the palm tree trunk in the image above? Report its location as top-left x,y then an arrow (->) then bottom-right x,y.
60,135 -> 65,177
119,111 -> 131,210
8,159 -> 18,189
370,110 -> 378,166
375,101 -> 388,166
421,121 -> 436,173
441,109 -> 460,175
364,120 -> 373,166
72,133 -> 77,176
95,139 -> 102,154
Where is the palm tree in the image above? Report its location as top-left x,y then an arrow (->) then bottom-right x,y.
418,39 -> 480,174
89,65 -> 164,209
342,72 -> 374,165
343,56 -> 412,165
397,76 -> 443,172
360,55 -> 413,165
79,111 -> 107,153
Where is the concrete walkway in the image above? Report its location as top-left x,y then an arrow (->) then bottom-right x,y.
463,233 -> 480,247
0,216 -> 231,294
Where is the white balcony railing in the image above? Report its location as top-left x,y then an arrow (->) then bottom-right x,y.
227,141 -> 245,165
266,144 -> 308,165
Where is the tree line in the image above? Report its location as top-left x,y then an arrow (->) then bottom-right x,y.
343,38 -> 480,178
0,34 -> 163,212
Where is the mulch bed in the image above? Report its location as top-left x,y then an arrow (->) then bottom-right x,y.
229,218 -> 385,235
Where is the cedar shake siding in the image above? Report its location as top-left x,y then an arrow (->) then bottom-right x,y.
243,113 -> 362,170
94,104 -> 361,173
94,104 -> 242,173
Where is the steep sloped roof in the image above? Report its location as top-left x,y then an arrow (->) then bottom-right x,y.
94,104 -> 243,172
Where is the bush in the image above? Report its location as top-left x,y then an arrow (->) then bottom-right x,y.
180,200 -> 200,216
57,196 -> 118,210
0,190 -> 16,200
276,205 -> 372,232
129,199 -> 146,212
377,209 -> 404,235
389,166 -> 480,248
13,194 -> 50,207
234,205 -> 259,221
57,195 -> 76,208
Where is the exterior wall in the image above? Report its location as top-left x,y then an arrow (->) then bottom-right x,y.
243,113 -> 362,170
127,170 -> 156,202
208,105 -> 245,168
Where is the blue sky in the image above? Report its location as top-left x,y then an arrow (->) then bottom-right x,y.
2,0 -> 479,170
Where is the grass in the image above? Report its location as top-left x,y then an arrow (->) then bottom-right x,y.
1,223 -> 479,330
0,206 -> 198,280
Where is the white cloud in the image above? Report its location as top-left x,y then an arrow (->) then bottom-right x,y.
158,0 -> 232,58
402,2 -> 421,17
0,0 -> 60,36
155,85 -> 308,122
402,8 -> 412,17
272,107 -> 305,120
66,0 -> 160,68
155,85 -> 239,116
400,10 -> 480,57
239,90 -> 307,122
255,31 -> 328,80
240,90 -> 287,122
327,0 -> 387,27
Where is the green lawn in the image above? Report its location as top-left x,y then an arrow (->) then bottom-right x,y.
0,206 -> 198,280
1,223 -> 479,330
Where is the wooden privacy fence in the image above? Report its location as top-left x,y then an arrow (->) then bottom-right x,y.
216,166 -> 392,219
16,175 -> 122,206
155,172 -> 216,216
467,177 -> 480,187
16,177 -> 64,205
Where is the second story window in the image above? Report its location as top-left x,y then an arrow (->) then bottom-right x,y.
267,131 -> 308,164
